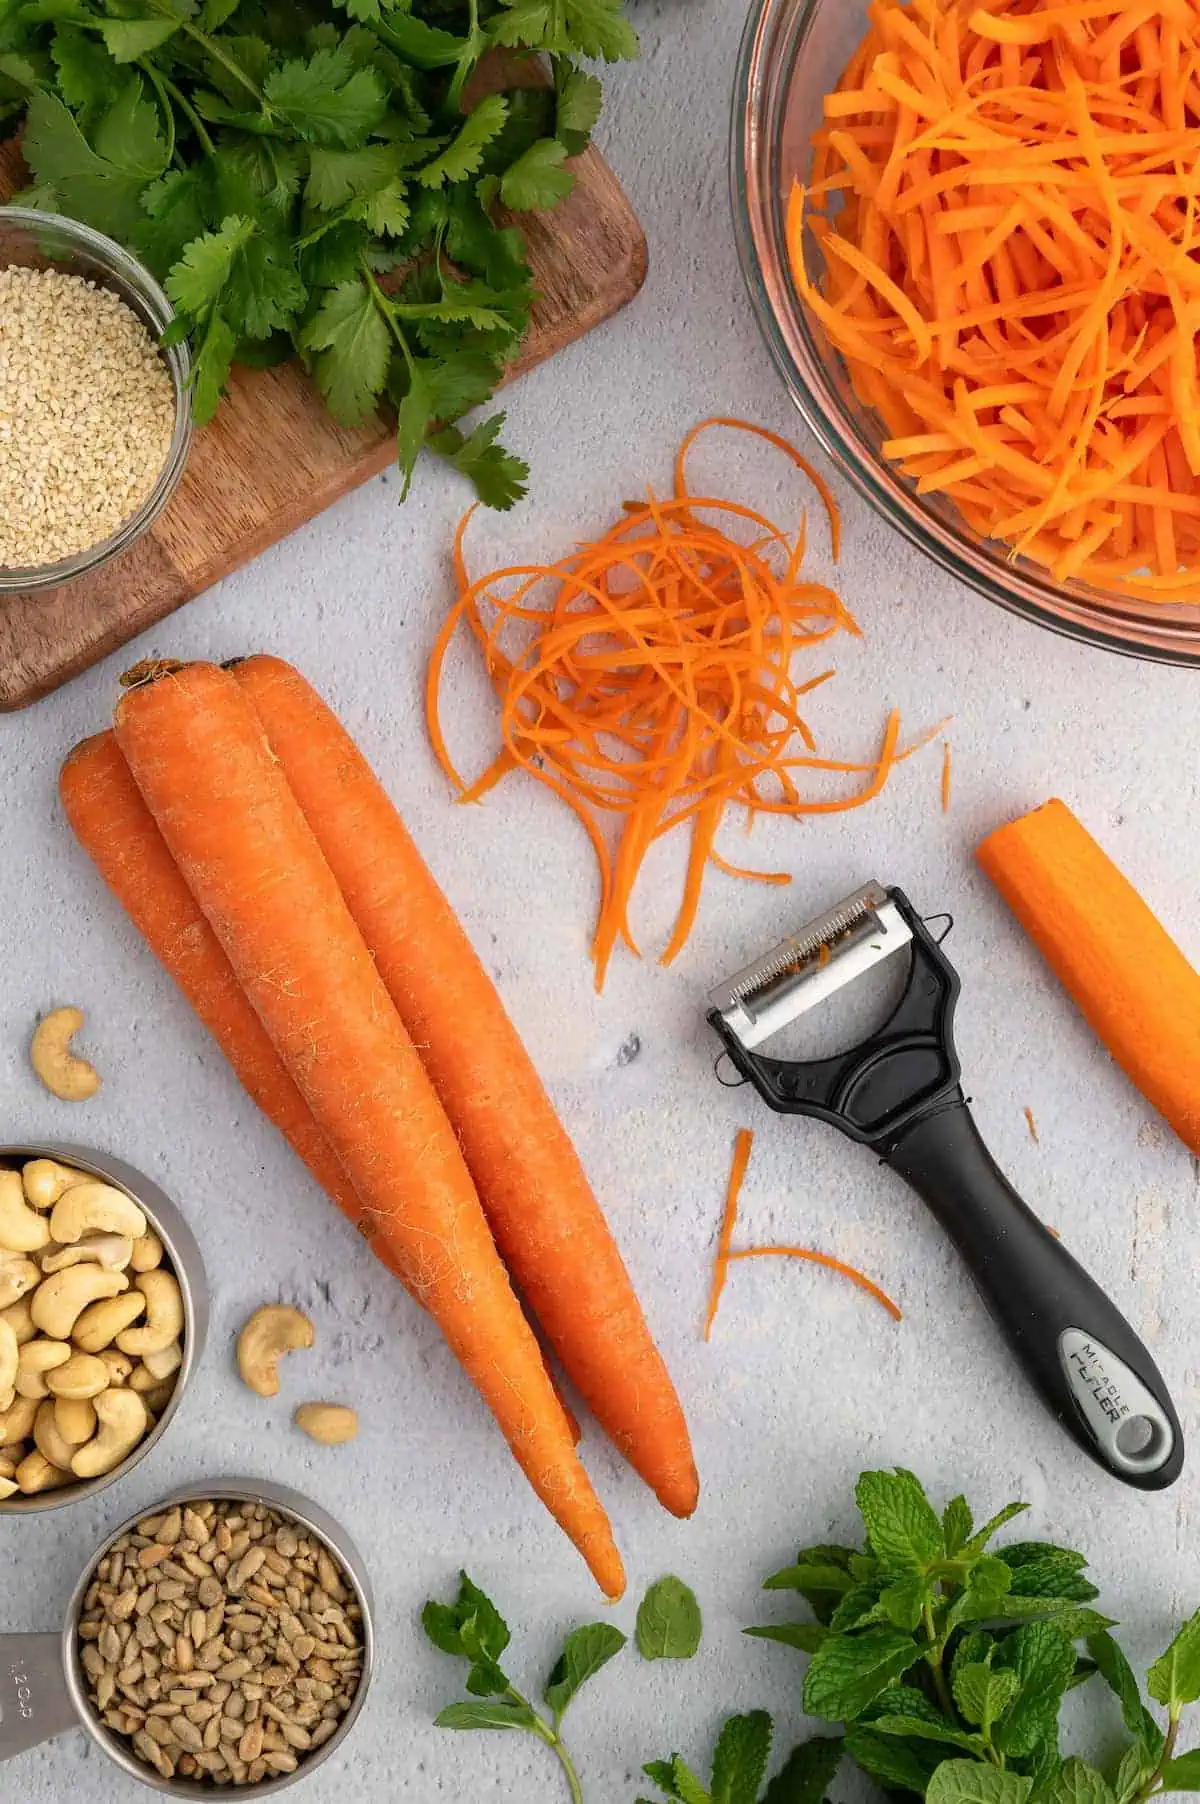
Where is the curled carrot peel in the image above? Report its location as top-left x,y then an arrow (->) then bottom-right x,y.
941,739 -> 952,813
704,1130 -> 902,1337
791,0 -> 1200,598
428,419 -> 923,988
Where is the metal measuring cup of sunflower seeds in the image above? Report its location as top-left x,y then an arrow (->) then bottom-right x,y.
0,1142 -> 208,1514
0,1476 -> 375,1794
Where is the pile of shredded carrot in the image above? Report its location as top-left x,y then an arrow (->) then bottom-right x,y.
427,418 -> 924,989
703,1128 -> 902,1339
790,0 -> 1200,597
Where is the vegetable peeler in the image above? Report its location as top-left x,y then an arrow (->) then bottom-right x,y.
706,881 -> 1183,1490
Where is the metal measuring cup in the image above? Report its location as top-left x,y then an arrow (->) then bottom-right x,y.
0,1142 -> 209,1515
0,1476 -> 375,1794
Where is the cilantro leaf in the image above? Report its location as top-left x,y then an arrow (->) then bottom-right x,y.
306,143 -> 400,210
21,86 -> 165,241
189,313 -> 237,425
491,0 -> 639,61
264,47 -> 387,147
373,11 -> 470,67
394,359 -> 434,500
98,18 -> 181,63
416,93 -> 508,187
49,26 -> 118,117
300,278 -> 391,425
428,413 -> 529,509
167,215 -> 258,318
352,178 -> 410,236
136,167 -> 215,278
500,137 -> 574,210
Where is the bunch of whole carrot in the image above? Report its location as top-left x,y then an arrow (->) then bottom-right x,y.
61,658 -> 698,1595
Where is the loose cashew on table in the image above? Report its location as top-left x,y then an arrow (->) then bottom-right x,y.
29,1008 -> 101,1102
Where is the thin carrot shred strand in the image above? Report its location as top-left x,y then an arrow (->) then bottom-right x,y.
428,420 -> 925,986
704,1128 -> 752,1341
725,1248 -> 903,1323
789,0 -> 1200,600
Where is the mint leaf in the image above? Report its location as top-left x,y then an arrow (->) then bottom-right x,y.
994,1622 -> 1078,1758
97,18 -> 180,62
435,1700 -> 537,1731
871,1714 -> 988,1756
416,93 -> 509,187
555,60 -> 602,152
1004,1561 -> 1098,1604
880,1574 -> 929,1631
1051,1759 -> 1117,1804
636,1578 -> 703,1662
543,1622 -> 625,1719
500,137 -> 575,210
264,47 -> 387,147
962,1502 -> 1030,1557
855,1470 -> 942,1573
300,278 -> 392,424
1088,1633 -> 1164,1751
763,1736 -> 843,1804
803,1627 -> 923,1723
1114,1744 -> 1159,1803
953,1662 -> 1020,1730
927,1761 -> 1034,1804
944,1496 -> 974,1557
189,313 -> 236,425
428,413 -> 529,510
765,1560 -> 855,1621
423,1599 -> 467,1656
869,1687 -> 947,1727
712,1711 -> 772,1804
1149,1611 -> 1200,1710
1162,1753 -> 1200,1793
830,1584 -> 888,1633
846,1728 -> 943,1795
744,1623 -> 828,1654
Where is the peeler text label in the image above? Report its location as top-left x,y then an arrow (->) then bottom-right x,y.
1067,1340 -> 1129,1423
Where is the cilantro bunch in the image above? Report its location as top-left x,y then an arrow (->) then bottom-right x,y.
0,0 -> 637,507
642,1470 -> 1200,1804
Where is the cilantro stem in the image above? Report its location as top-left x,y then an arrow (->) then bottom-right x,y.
154,68 -> 215,159
505,1687 -> 585,1804
179,21 -> 269,109
138,61 -> 178,167
446,0 -> 482,114
360,259 -> 417,375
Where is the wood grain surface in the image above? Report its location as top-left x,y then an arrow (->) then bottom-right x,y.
0,127 -> 647,710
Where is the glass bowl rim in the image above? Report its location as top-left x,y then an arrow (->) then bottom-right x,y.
730,0 -> 1200,669
0,204 -> 192,595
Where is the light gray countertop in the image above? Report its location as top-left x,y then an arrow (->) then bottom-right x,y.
4,2 -> 1200,1798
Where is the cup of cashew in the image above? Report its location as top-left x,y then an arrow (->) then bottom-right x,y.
0,1143 -> 208,1514
0,1476 -> 374,1796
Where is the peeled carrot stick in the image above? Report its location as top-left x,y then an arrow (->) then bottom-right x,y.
59,732 -> 362,1223
977,798 -> 1200,1156
232,654 -> 699,1520
114,663 -> 624,1597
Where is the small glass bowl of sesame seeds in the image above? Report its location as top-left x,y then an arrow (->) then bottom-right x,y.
0,207 -> 192,594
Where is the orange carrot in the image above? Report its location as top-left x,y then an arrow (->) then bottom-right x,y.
59,732 -> 362,1224
792,0 -> 1200,597
429,421 -> 928,988
114,663 -> 624,1598
705,1129 -> 901,1335
232,654 -> 698,1520
704,1128 -> 751,1341
978,798 -> 1200,1156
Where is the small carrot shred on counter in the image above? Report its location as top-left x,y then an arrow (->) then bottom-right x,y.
790,0 -> 1200,598
704,1129 -> 901,1338
428,418 -> 931,990
1024,1104 -> 1040,1144
941,739 -> 952,813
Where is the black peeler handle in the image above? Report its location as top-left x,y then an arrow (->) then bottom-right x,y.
885,1100 -> 1183,1491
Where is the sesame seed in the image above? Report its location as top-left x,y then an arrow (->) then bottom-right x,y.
0,264 -> 177,571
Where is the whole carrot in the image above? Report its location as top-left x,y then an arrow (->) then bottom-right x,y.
59,732 -> 362,1224
114,663 -> 624,1597
234,654 -> 699,1519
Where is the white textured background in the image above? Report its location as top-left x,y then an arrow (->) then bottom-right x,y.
4,1 -> 1200,1798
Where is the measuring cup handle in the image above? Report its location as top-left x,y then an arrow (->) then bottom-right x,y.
0,1633 -> 78,1762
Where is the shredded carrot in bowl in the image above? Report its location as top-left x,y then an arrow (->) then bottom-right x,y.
790,0 -> 1200,600
426,419 -> 929,987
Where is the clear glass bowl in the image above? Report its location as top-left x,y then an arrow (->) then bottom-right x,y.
732,0 -> 1200,666
0,207 -> 192,595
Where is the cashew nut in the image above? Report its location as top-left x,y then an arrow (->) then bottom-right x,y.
0,1451 -> 15,1480
15,1339 -> 71,1399
139,1378 -> 176,1417
0,1318 -> 17,1411
30,1007 -> 101,1102
31,1266 -> 128,1340
0,1171 -> 50,1254
96,1347 -> 134,1385
294,1402 -> 358,1446
22,1159 -> 88,1211
141,1339 -> 182,1382
34,1398 -> 79,1471
236,1304 -> 314,1398
41,1233 -> 133,1275
74,1292 -> 145,1354
117,1271 -> 183,1358
71,1388 -> 147,1479
0,1253 -> 40,1310
129,1230 -> 164,1274
49,1182 -> 146,1246
0,1297 -> 35,1346
16,1447 -> 73,1493
55,1395 -> 96,1445
47,1352 -> 110,1400
0,1394 -> 37,1447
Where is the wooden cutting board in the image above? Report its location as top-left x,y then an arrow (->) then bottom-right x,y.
0,133 -> 647,711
